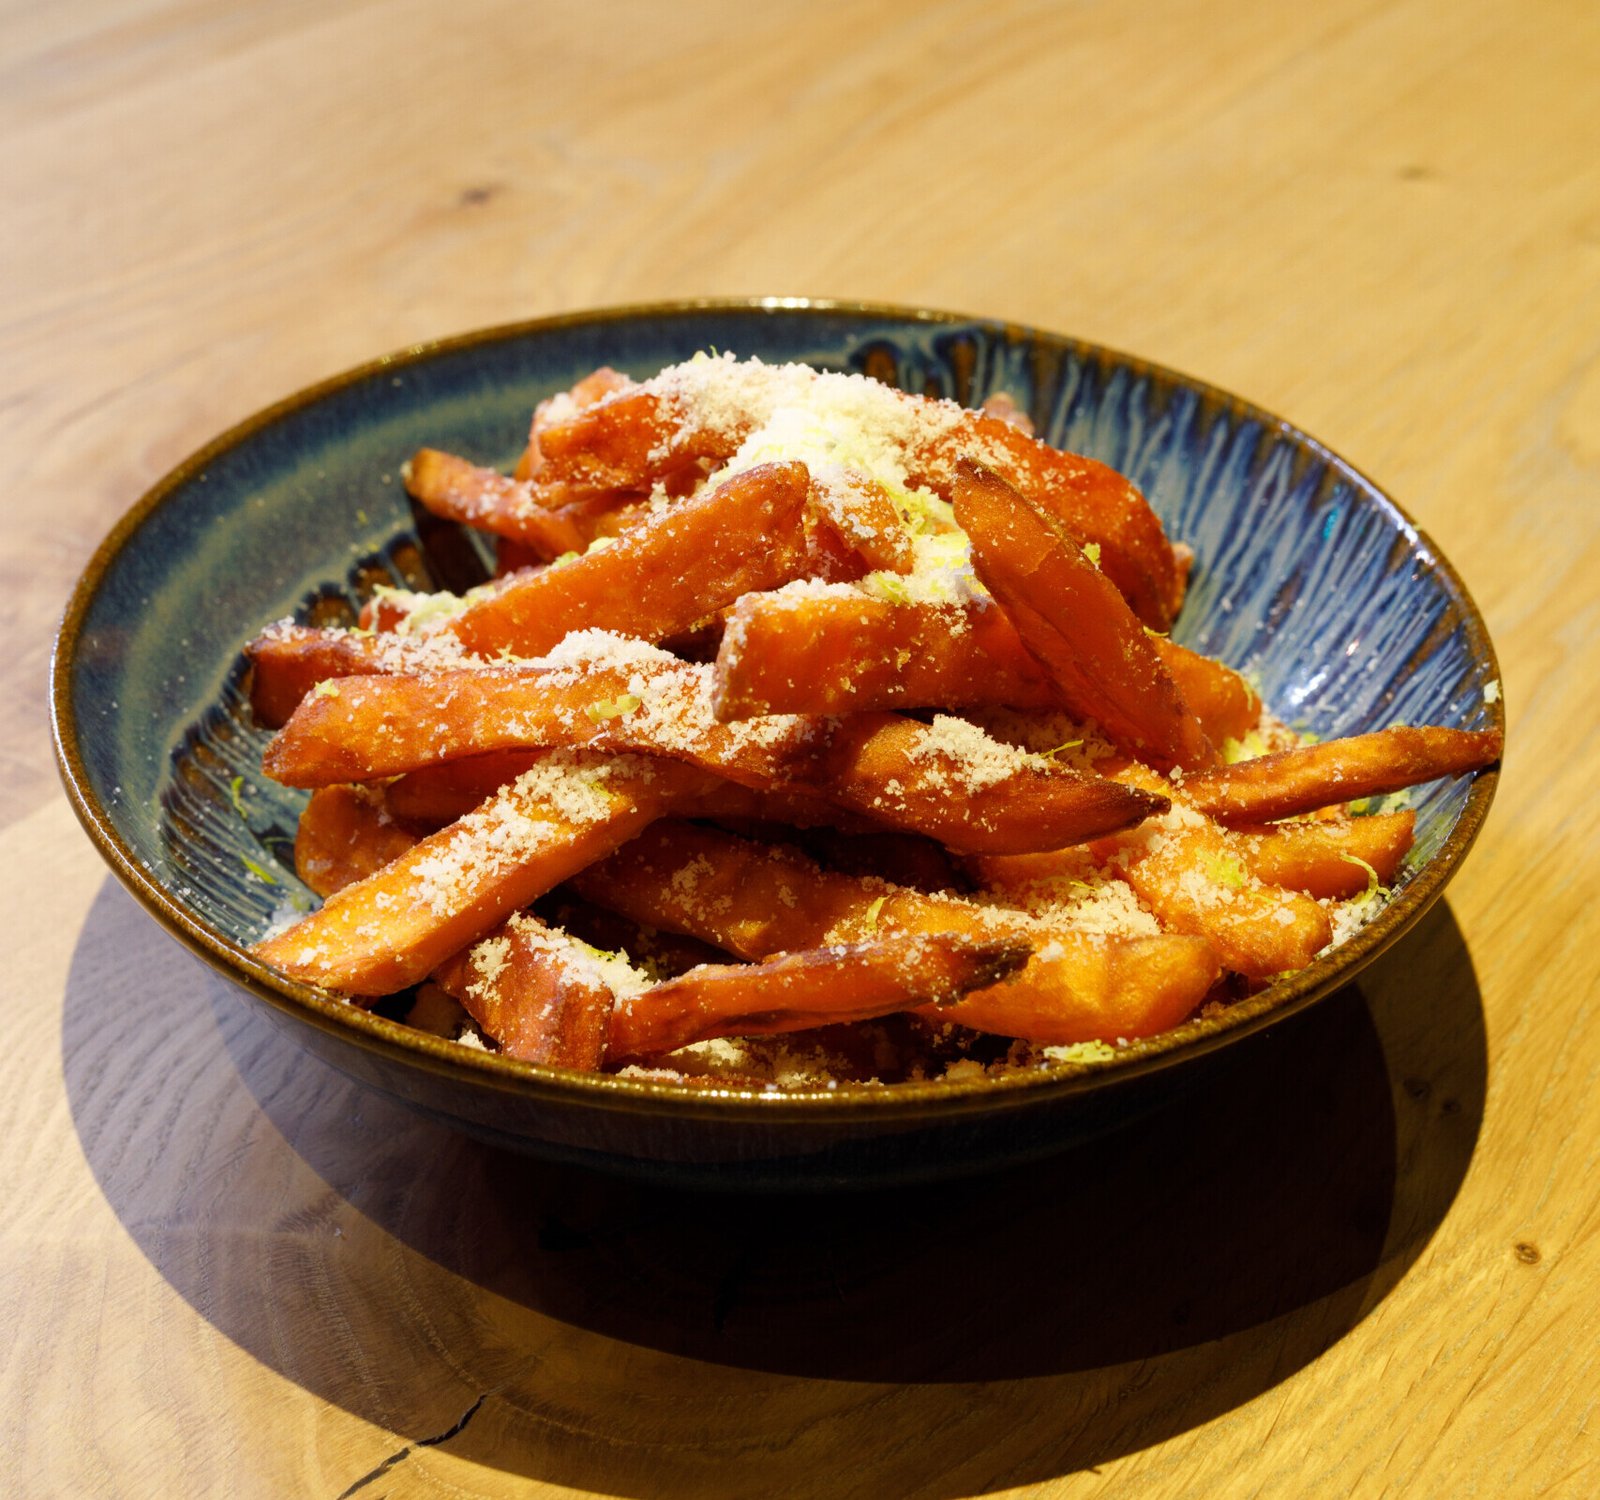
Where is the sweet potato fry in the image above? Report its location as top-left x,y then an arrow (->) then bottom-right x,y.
713,590 -> 1260,747
405,448 -> 646,559
812,712 -> 1166,853
444,461 -> 812,656
1084,767 -> 1332,981
1237,811 -> 1415,899
953,459 -> 1215,771
940,930 -> 1220,1043
1153,638 -> 1262,747
605,933 -> 1033,1063
293,784 -> 421,898
574,821 -> 1216,1042
713,591 -> 1059,718
262,648 -> 1166,853
246,623 -> 387,728
535,384 -> 738,491
526,366 -> 635,470
1181,726 -> 1503,825
809,469 -> 916,574
251,752 -> 705,996
906,415 -> 1184,629
245,620 -> 492,729
433,912 -> 615,1068
388,752 -> 862,833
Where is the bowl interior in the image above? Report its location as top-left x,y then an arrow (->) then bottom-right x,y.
54,300 -> 1502,1118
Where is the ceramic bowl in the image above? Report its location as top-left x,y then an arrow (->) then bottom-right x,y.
51,298 -> 1502,1188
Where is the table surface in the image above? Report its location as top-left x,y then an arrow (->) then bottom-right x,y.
5,1 -> 1598,1495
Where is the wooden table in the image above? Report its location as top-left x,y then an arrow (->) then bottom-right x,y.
5,2 -> 1596,1493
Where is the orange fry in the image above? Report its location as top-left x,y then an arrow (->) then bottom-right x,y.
1097,826 -> 1329,981
524,366 -> 635,478
1076,767 -> 1331,981
387,751 -> 862,833
1182,726 -> 1503,825
941,930 -> 1220,1043
405,448 -> 645,559
810,469 -> 916,574
444,460 -> 812,657
714,591 -> 1058,718
906,417 -> 1183,629
714,589 -> 1262,748
246,622 -> 388,729
293,784 -> 421,898
606,933 -> 1033,1063
1152,638 -> 1262,747
262,652 -> 1166,854
535,384 -> 736,491
1238,811 -> 1415,899
252,752 -> 704,996
433,912 -> 614,1068
573,821 -> 1217,1043
953,459 -> 1215,771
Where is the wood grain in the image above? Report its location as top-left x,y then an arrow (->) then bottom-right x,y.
3,0 -> 1597,1495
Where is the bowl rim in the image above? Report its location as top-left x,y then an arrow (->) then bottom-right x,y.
49,294 -> 1504,1125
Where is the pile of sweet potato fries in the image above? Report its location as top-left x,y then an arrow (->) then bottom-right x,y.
244,354 -> 1500,1082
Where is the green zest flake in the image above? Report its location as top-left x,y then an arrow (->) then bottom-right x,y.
1203,853 -> 1248,889
1048,1040 -> 1117,1065
550,550 -> 581,568
873,574 -> 911,604
1338,853 -> 1386,907
311,680 -> 341,699
1083,542 -> 1101,567
864,895 -> 887,928
584,693 -> 642,723
228,775 -> 249,817
1349,788 -> 1412,817
1223,728 -> 1270,764
1042,738 -> 1083,758
241,855 -> 279,886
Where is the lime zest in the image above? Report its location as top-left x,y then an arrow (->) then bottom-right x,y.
1223,728 -> 1270,763
1337,852 -> 1387,907
241,855 -> 279,886
1045,1040 -> 1117,1065
584,693 -> 643,723
1202,852 -> 1248,889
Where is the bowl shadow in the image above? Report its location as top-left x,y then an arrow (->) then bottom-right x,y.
64,876 -> 1486,1496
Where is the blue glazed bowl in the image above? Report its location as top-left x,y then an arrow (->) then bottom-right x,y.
51,298 -> 1502,1188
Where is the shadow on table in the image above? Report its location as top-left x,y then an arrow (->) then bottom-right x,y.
64,877 -> 1487,1497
